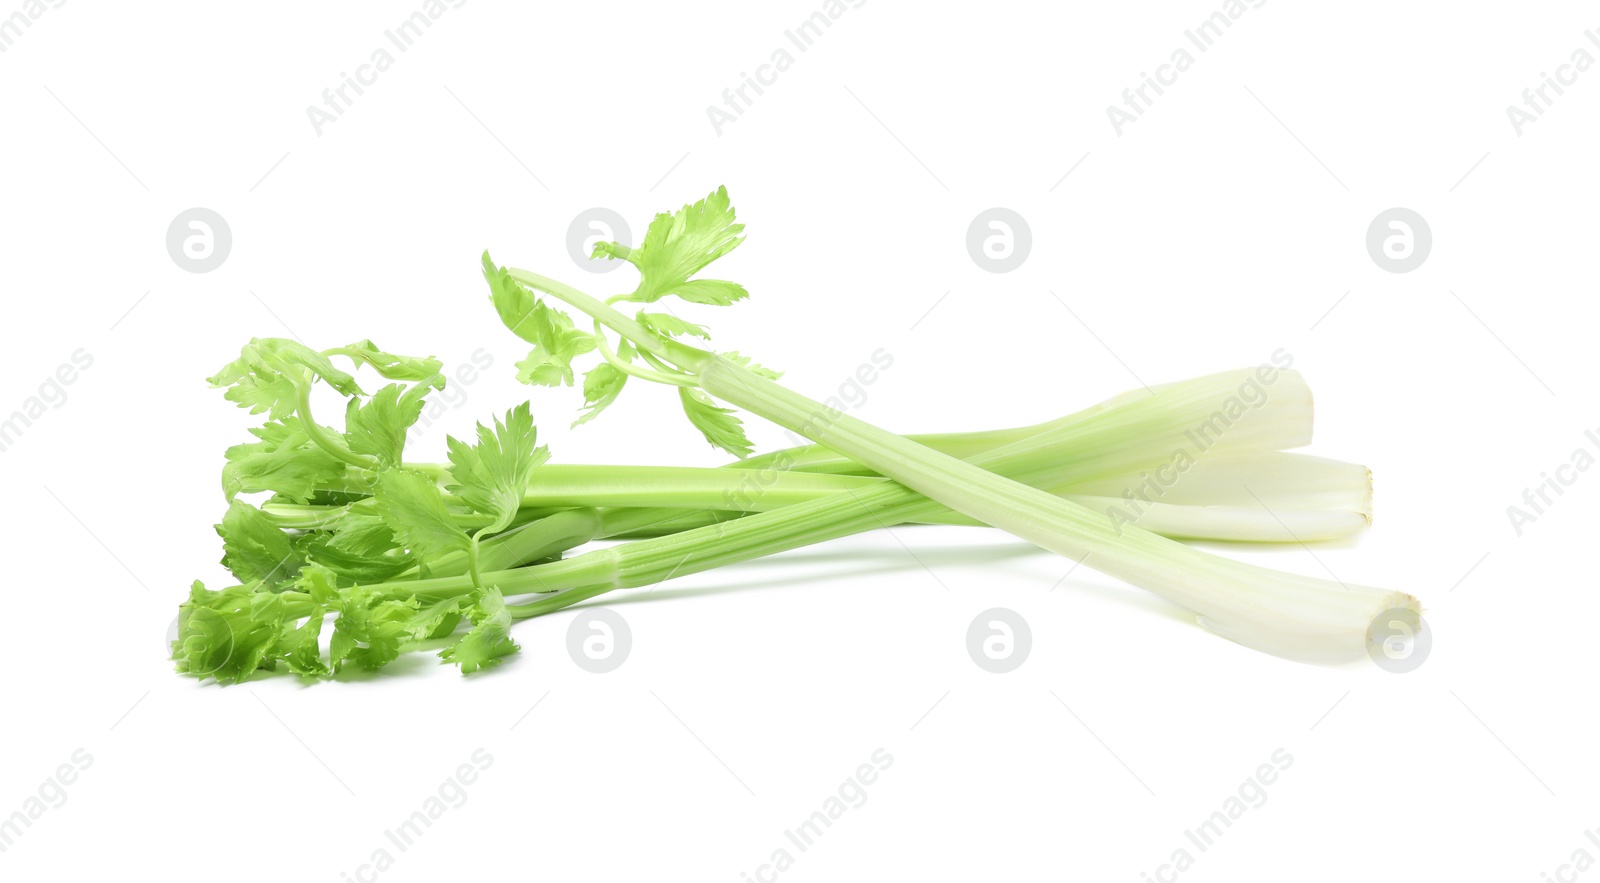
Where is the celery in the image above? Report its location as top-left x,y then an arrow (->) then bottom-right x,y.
170,189 -> 1413,683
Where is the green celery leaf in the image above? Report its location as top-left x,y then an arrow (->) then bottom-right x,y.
216,499 -> 304,586
482,252 -> 596,386
514,348 -> 578,387
637,311 -> 710,340
445,402 -> 548,533
172,581 -> 285,684
573,362 -> 627,428
222,420 -> 348,502
209,338 -> 364,419
331,340 -> 444,380
373,468 -> 471,561
215,371 -> 301,422
720,351 -> 783,380
275,612 -> 330,677
282,565 -> 341,676
344,377 -> 444,467
295,563 -> 342,607
405,596 -> 464,641
483,251 -> 543,344
438,587 -> 518,674
679,387 -> 754,459
605,186 -> 746,304
670,279 -> 748,306
322,510 -> 399,558
293,532 -> 415,585
329,586 -> 420,672
510,306 -> 596,387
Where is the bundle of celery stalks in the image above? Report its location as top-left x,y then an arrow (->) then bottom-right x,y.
171,188 -> 1418,683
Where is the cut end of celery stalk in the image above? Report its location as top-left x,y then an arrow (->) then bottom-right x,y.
1193,575 -> 1422,666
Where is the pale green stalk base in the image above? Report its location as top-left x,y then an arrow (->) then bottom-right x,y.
694,356 -> 1416,664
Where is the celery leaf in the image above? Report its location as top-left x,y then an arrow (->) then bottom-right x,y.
573,363 -> 628,428
679,387 -> 754,458
374,468 -> 471,560
344,377 -> 443,467
439,587 -> 518,674
445,402 -> 548,533
216,500 -> 303,586
601,186 -> 746,304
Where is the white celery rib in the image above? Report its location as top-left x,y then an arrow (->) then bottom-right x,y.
911,453 -> 1374,542
1063,452 -> 1373,521
1051,496 -> 1368,543
697,357 -> 1418,664
1049,452 -> 1374,542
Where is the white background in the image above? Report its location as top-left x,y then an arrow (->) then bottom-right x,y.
2,1 -> 1596,880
